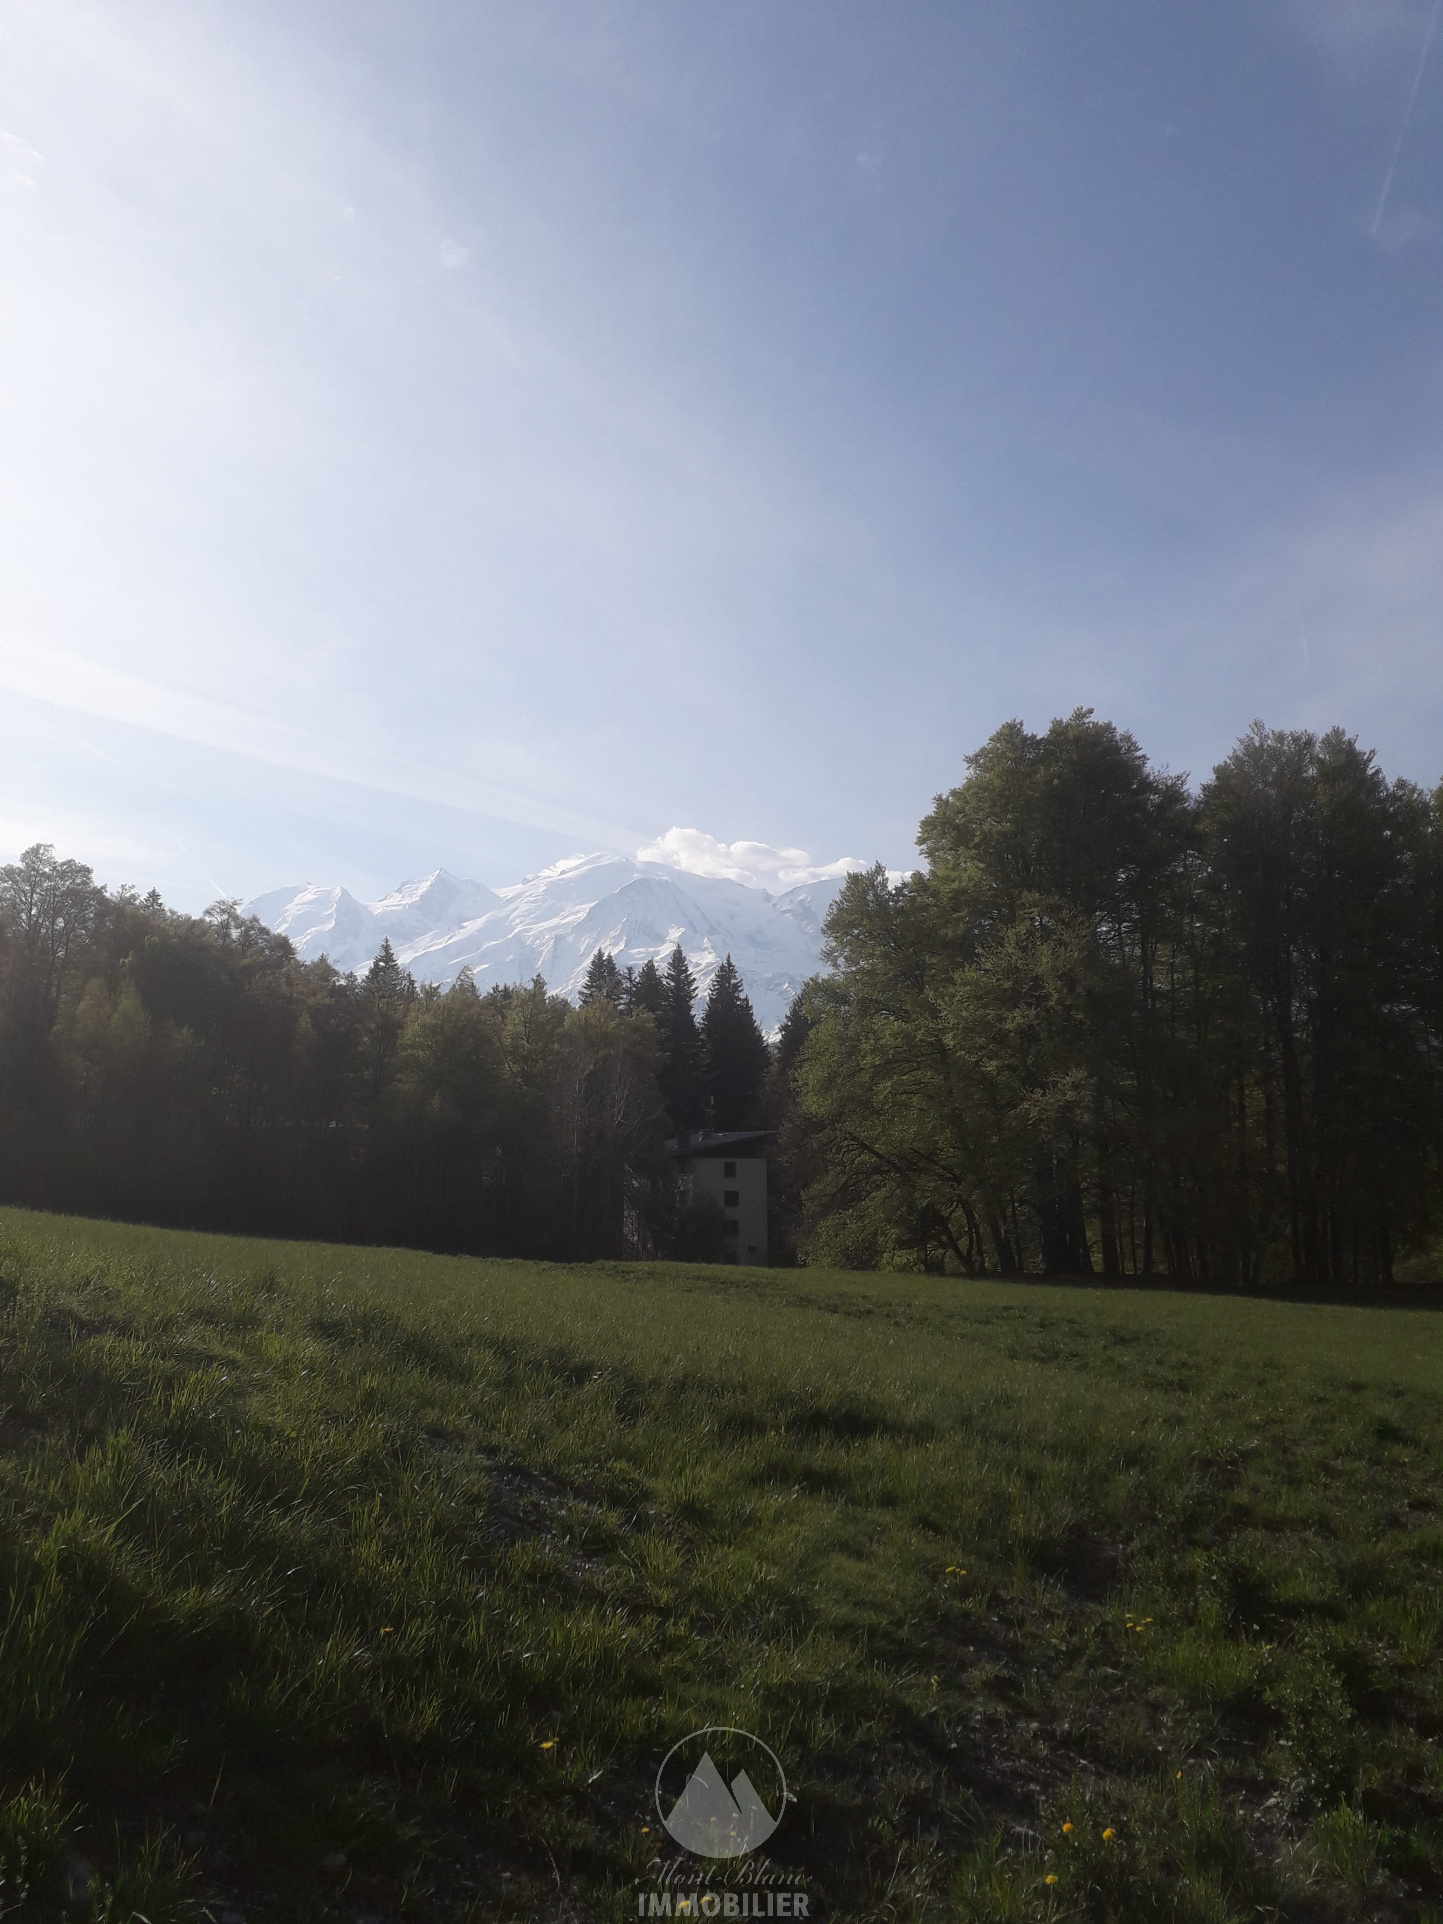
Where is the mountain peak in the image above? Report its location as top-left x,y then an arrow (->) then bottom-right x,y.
246,853 -> 858,1032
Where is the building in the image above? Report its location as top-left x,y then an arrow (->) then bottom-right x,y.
665,1128 -> 771,1265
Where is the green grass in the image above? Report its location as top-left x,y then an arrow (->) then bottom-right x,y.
0,1207 -> 1439,1923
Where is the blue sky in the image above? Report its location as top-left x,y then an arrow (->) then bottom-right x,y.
2,0 -> 1441,906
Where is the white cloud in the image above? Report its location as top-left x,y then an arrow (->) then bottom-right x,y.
437,238 -> 471,268
637,826 -> 869,891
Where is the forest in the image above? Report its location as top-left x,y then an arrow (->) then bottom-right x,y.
0,850 -> 773,1263
1,711 -> 1438,1290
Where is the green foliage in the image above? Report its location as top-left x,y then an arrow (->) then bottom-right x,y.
0,843 -> 104,1023
0,1209 -> 1437,1918
699,954 -> 770,1129
552,996 -> 668,1255
655,945 -> 704,1129
0,853 -> 797,1262
579,949 -> 624,1008
791,712 -> 1443,1287
774,992 -> 813,1078
623,957 -> 665,1018
1200,723 -> 1437,1284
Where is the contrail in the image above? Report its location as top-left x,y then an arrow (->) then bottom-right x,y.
1371,0 -> 1442,238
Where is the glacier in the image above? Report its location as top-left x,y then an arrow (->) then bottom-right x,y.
245,851 -> 862,1033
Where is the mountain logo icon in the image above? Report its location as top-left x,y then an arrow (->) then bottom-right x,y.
655,1727 -> 786,1858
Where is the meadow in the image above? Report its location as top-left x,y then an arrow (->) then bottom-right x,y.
0,1208 -> 1439,1923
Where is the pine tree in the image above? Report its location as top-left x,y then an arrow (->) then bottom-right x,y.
578,949 -> 624,1007
701,955 -> 771,1129
655,945 -> 703,1127
775,992 -> 814,1077
625,958 -> 666,1017
361,937 -> 417,1098
363,937 -> 415,1012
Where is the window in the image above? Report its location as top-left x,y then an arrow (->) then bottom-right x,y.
723,1219 -> 739,1237
723,1189 -> 739,1208
723,1161 -> 737,1178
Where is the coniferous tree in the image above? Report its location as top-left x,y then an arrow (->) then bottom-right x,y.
0,712 -> 1437,1287
363,938 -> 414,1010
655,945 -> 704,1128
362,938 -> 416,1098
625,958 -> 666,1018
701,955 -> 771,1129
775,993 -> 814,1078
578,949 -> 624,1007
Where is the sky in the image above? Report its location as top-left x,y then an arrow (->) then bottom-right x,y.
2,0 -> 1441,908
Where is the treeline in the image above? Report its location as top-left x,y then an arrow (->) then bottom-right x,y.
785,713 -> 1443,1290
0,849 -> 773,1260
7,709 -> 1437,1291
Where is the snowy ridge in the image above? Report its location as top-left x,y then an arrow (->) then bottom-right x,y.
245,852 -> 862,1032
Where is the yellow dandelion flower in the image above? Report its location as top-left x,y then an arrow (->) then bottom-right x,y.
1102,1827 -> 1116,1841
1061,1822 -> 1073,1834
540,1739 -> 556,1749
1045,1874 -> 1058,1885
1176,1771 -> 1183,1780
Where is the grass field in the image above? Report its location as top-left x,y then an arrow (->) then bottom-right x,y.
0,1208 -> 1439,1923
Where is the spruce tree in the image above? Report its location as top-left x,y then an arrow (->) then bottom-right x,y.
775,992 -> 814,1077
655,945 -> 703,1128
361,937 -> 416,1098
578,948 -> 623,1007
701,955 -> 771,1129
363,937 -> 415,1012
625,957 -> 666,1017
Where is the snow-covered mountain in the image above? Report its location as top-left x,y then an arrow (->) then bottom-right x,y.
245,853 -> 861,1032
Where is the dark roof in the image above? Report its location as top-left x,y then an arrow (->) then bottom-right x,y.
664,1128 -> 773,1159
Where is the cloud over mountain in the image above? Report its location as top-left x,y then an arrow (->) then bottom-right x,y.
635,827 -> 868,891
